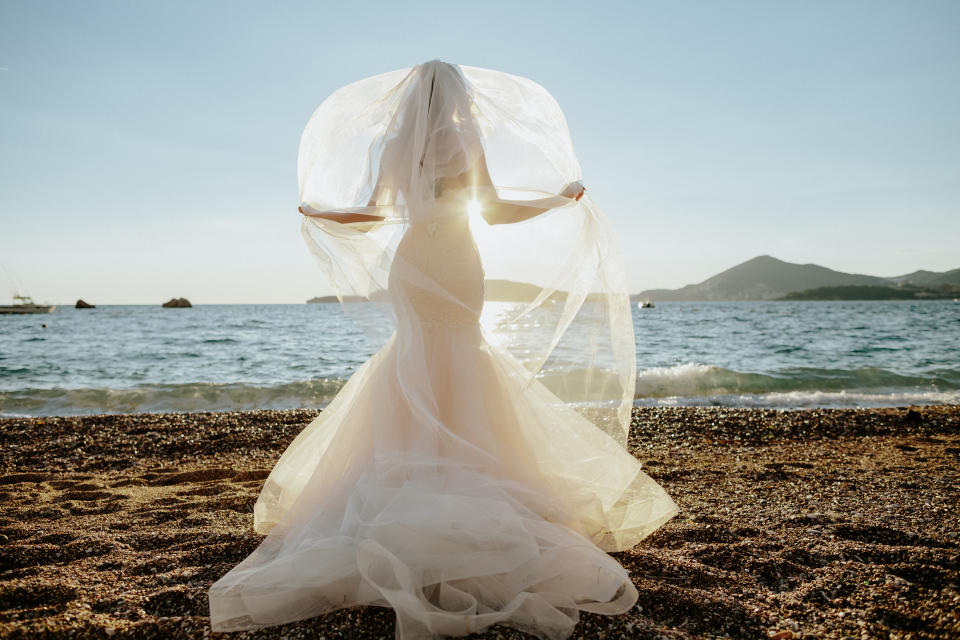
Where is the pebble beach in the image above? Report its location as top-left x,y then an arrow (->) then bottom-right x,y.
0,405 -> 957,639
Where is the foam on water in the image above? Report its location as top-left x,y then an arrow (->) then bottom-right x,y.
635,389 -> 960,410
634,361 -> 958,397
0,379 -> 348,418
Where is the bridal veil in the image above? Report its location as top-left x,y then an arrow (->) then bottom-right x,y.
299,61 -> 637,448
209,60 -> 678,639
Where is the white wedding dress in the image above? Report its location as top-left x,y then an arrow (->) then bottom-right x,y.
208,61 -> 678,639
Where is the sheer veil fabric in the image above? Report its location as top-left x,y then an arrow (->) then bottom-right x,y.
208,60 -> 678,639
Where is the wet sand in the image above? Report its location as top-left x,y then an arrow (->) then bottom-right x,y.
0,406 -> 957,639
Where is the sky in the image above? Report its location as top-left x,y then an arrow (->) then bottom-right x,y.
1,0 -> 958,304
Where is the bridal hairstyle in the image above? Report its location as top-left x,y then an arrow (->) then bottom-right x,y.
298,59 -> 636,465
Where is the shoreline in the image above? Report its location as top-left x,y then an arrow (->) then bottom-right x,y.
3,389 -> 959,420
1,406 -> 957,638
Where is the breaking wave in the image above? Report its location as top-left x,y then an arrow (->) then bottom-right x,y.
0,379 -> 347,418
633,362 -> 960,408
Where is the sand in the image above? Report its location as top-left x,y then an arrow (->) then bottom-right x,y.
0,405 -> 957,639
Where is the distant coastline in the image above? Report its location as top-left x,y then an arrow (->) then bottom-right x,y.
305,263 -> 960,305
780,284 -> 960,301
635,255 -> 960,302
308,279 -> 562,304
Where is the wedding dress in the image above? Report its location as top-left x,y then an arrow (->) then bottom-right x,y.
208,60 -> 678,639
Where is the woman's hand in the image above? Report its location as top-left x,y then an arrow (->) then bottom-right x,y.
561,181 -> 586,201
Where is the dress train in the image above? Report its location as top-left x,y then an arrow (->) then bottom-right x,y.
209,320 -> 678,638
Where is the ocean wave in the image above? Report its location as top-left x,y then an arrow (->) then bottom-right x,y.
635,362 -> 960,398
2,362 -> 958,417
634,389 -> 960,409
0,379 -> 347,418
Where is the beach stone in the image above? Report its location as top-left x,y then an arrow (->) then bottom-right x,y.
0,406 -> 957,638
75,299 -> 95,309
161,297 -> 192,308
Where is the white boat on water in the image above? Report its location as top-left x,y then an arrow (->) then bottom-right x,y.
0,294 -> 56,314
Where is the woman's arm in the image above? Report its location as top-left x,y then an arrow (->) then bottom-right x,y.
482,181 -> 585,225
461,147 -> 585,225
299,204 -> 385,225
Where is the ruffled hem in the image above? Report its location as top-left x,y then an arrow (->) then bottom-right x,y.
208,330 -> 677,638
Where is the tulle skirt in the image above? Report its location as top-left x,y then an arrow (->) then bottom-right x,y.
208,323 -> 678,639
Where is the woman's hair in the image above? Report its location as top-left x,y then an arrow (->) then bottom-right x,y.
371,61 -> 483,208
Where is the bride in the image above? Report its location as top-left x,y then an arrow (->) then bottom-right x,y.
208,60 -> 678,639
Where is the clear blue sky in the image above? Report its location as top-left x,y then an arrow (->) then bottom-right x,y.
1,0 -> 958,303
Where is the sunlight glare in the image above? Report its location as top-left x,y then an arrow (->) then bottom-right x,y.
467,199 -> 482,218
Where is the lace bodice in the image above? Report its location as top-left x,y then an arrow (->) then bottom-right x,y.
390,208 -> 485,331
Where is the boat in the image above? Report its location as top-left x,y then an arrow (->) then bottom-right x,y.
637,299 -> 655,309
0,294 -> 56,314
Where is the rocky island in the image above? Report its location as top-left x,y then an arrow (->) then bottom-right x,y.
161,298 -> 192,308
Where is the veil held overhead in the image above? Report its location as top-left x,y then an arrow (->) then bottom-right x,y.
298,60 -> 638,445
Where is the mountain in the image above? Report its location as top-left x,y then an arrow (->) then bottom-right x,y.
927,268 -> 960,286
889,270 -> 942,285
888,268 -> 960,286
636,255 -> 904,301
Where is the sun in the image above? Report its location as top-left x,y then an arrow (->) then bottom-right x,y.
466,199 -> 482,218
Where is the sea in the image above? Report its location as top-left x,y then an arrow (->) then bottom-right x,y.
1,301 -> 958,417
